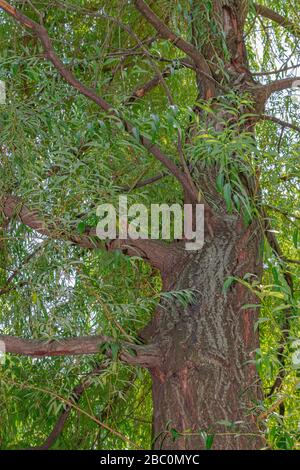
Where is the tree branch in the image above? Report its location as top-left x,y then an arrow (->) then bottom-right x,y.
125,172 -> 168,190
0,0 -> 196,201
254,3 -> 300,38
0,334 -> 161,368
124,57 -> 193,105
257,76 -> 300,100
133,0 -> 216,99
260,114 -> 300,133
265,204 -> 300,222
1,194 -> 100,249
251,62 -> 300,77
1,194 -> 179,272
263,214 -> 295,402
30,364 -> 106,450
0,241 -> 46,296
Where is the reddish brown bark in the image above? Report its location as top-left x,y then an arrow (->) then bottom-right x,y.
141,215 -> 264,449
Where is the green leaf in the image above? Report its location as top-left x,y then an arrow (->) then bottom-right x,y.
216,172 -> 224,193
170,428 -> 180,441
205,434 -> 214,450
77,221 -> 86,234
110,342 -> 120,361
132,127 -> 140,141
223,276 -> 236,292
223,183 -> 232,213
199,430 -> 214,450
293,228 -> 299,249
126,347 -> 138,357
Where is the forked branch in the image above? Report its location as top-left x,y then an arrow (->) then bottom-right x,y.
133,0 -> 215,99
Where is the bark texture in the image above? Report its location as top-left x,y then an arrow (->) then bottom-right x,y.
145,216 -> 264,449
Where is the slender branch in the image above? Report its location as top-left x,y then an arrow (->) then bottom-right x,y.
281,258 -> 300,266
257,397 -> 286,421
0,241 -> 46,296
260,115 -> 300,133
264,215 -> 295,403
254,3 -> 300,38
265,204 -> 300,222
125,172 -> 168,190
133,0 -> 216,99
0,334 -> 161,368
30,364 -> 106,450
251,62 -> 300,76
125,57 -> 193,104
7,377 -> 140,448
0,1 -> 196,201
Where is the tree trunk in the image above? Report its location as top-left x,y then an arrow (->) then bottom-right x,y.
141,1 -> 266,450
144,216 -> 264,450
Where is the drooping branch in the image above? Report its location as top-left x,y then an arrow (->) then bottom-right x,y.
0,334 -> 161,368
124,172 -> 168,190
28,368 -> 137,450
0,0 -> 197,201
29,364 -> 106,450
0,241 -> 46,296
254,3 -> 300,38
133,0 -> 216,99
1,194 -> 179,273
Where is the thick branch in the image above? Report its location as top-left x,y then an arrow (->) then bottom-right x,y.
257,76 -> 300,100
0,334 -> 161,368
1,194 -> 100,249
133,0 -> 215,99
254,3 -> 300,38
0,0 -> 196,201
1,194 -> 178,272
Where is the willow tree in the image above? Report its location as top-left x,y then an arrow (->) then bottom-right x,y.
0,0 -> 299,450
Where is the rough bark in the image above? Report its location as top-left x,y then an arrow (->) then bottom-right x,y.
144,216 -> 264,450
0,334 -> 161,368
